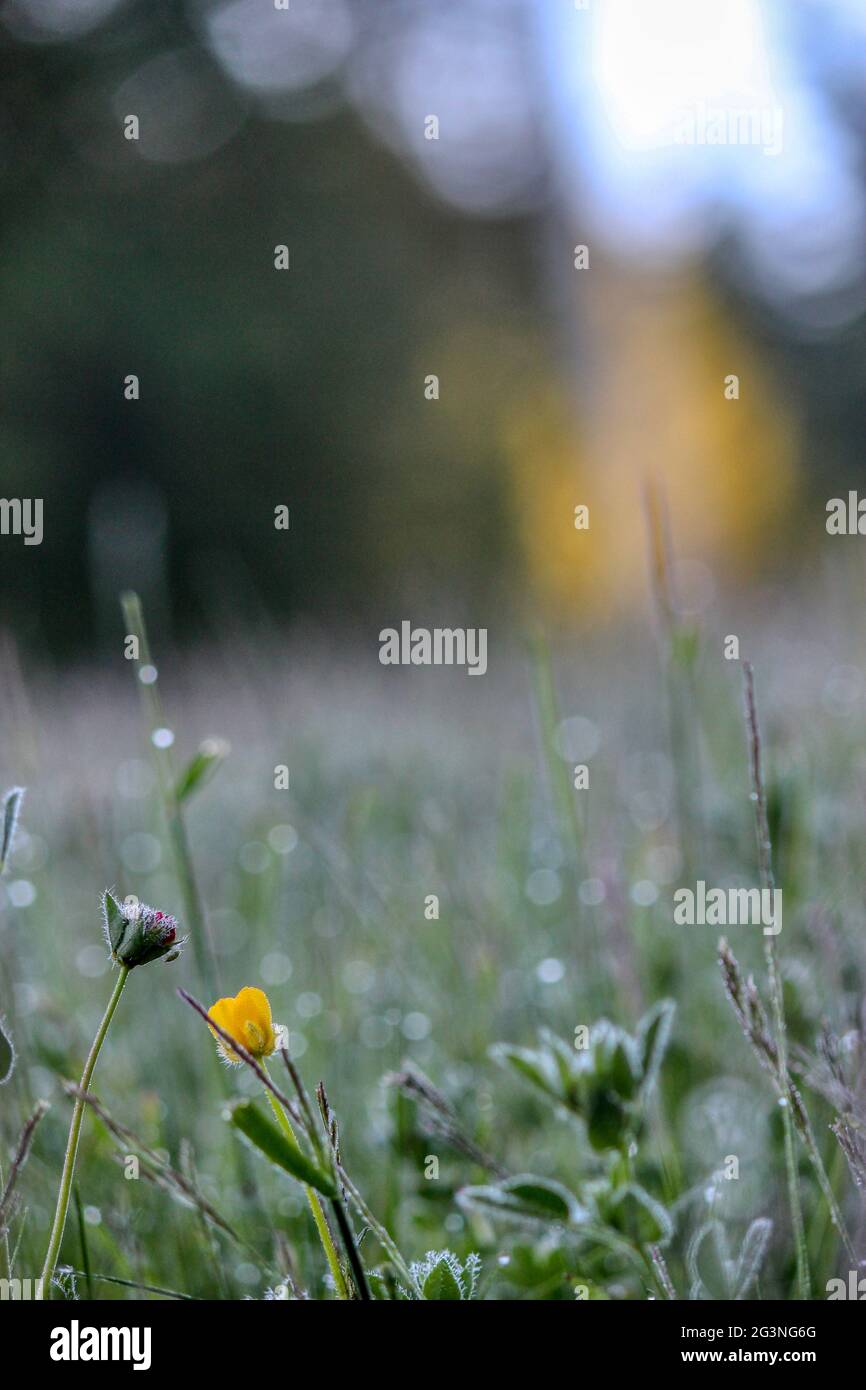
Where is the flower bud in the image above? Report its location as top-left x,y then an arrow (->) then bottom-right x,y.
102,891 -> 185,969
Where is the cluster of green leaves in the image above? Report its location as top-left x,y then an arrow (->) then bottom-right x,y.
457,1004 -> 677,1291
490,1000 -> 674,1151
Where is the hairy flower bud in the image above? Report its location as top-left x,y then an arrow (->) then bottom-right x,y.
102,891 -> 185,969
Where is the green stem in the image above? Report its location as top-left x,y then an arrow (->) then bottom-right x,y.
330,1195 -> 372,1300
742,664 -> 810,1299
73,1186 -> 93,1300
265,1087 -> 349,1300
39,967 -> 130,1299
337,1165 -> 420,1296
763,936 -> 810,1299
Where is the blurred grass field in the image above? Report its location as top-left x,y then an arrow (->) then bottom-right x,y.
2,557 -> 866,1300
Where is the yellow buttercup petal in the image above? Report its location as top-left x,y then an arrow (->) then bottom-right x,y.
207,996 -> 243,1061
237,986 -> 276,1056
207,987 -> 277,1063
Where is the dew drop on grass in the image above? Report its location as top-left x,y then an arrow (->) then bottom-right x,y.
260,951 -> 292,984
267,823 -> 298,854
121,832 -> 161,873
537,957 -> 565,984
402,1011 -> 431,1041
76,945 -> 109,978
7,879 -> 36,907
296,991 -> 322,1018
151,727 -> 174,749
239,841 -> 270,873
343,959 -> 375,994
525,867 -> 561,906
579,877 -> 606,906
138,664 -> 158,685
631,879 -> 658,907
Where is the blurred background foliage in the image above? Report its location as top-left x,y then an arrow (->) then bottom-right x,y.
5,0 -> 866,1300
3,0 -> 866,655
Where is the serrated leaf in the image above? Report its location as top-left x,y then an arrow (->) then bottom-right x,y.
458,1174 -> 583,1226
175,739 -> 229,803
0,787 -> 24,874
0,1018 -> 14,1085
422,1260 -> 462,1300
227,1100 -> 337,1197
734,1217 -> 772,1299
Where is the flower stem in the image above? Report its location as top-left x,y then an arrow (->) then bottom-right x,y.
265,1086 -> 349,1299
337,1164 -> 420,1296
39,966 -> 130,1299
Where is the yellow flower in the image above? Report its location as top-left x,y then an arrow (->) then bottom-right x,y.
207,986 -> 277,1064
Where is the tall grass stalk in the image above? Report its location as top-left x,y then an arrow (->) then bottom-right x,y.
120,592 -> 220,1000
741,662 -> 809,1299
739,663 -> 859,1292
39,966 -> 130,1298
0,1099 -> 49,1279
527,629 -> 606,1007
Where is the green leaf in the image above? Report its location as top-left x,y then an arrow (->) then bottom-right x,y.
0,1018 -> 14,1085
489,1043 -> 561,1102
735,1218 -> 772,1299
538,1028 -> 584,1106
590,1022 -> 641,1101
636,1000 -> 675,1099
422,1260 -> 463,1300
227,1100 -> 337,1197
458,1174 -> 583,1227
586,1086 -> 628,1152
605,1184 -> 673,1246
687,1220 -> 732,1299
0,787 -> 24,874
101,890 -> 127,956
175,739 -> 229,803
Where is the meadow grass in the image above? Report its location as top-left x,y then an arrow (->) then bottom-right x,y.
1,572 -> 865,1299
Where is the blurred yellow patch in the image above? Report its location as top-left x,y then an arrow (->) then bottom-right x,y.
504,270 -> 799,622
